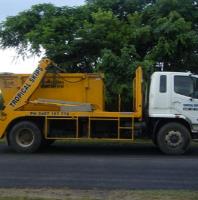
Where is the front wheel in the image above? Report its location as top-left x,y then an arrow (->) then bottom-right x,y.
8,121 -> 42,153
157,122 -> 191,155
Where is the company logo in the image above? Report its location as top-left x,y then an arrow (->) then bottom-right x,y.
183,104 -> 198,111
9,66 -> 43,107
41,78 -> 64,88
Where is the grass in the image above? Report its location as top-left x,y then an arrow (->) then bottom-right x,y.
0,198 -> 44,200
0,189 -> 197,200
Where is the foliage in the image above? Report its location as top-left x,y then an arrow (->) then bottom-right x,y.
0,0 -> 198,109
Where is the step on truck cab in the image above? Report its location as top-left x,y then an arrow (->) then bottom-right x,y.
0,58 -> 197,154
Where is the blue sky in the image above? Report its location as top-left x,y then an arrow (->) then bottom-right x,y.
0,0 -> 85,73
0,0 -> 85,21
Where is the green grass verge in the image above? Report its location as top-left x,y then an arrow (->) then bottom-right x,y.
0,198 -> 45,200
0,189 -> 197,200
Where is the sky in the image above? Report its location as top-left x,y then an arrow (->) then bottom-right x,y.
0,0 -> 85,73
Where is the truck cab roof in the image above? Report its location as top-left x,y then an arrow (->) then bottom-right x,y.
152,71 -> 194,77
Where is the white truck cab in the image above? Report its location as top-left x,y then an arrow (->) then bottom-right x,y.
148,71 -> 198,154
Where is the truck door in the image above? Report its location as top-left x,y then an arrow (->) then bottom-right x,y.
172,75 -> 198,124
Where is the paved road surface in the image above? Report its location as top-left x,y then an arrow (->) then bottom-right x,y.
0,142 -> 198,189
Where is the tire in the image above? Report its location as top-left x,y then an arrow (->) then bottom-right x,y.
157,122 -> 191,155
8,121 -> 42,153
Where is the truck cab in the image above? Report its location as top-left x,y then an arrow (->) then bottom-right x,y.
148,71 -> 198,154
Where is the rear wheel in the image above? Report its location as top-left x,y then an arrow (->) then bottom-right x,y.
157,122 -> 191,155
8,121 -> 42,153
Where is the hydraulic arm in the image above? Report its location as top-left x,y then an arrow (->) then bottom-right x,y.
4,58 -> 56,112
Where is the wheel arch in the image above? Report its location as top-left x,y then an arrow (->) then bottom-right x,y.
6,116 -> 45,144
152,118 -> 192,140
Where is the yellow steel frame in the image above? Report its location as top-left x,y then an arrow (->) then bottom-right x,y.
0,60 -> 143,142
44,116 -> 135,141
4,59 -> 56,113
45,117 -> 79,139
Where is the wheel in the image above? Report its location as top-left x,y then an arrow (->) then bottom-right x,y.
157,122 -> 191,155
8,121 -> 42,153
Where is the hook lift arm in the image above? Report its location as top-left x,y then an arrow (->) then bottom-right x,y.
4,58 -> 56,112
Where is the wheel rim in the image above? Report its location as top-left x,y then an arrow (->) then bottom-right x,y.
16,128 -> 35,148
165,130 -> 183,148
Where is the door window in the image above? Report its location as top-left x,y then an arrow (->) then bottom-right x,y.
174,76 -> 193,97
159,75 -> 167,93
193,77 -> 198,98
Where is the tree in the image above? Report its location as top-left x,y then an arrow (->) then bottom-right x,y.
86,0 -> 152,19
148,11 -> 198,71
143,0 -> 198,71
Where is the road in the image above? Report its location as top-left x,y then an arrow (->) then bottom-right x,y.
0,142 -> 198,189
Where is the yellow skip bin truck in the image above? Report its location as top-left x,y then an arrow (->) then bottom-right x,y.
0,58 -> 197,154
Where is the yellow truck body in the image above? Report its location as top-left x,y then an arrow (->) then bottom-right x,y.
0,59 -> 142,153
0,73 -> 104,111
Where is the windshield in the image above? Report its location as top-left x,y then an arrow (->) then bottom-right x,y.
174,75 -> 198,98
